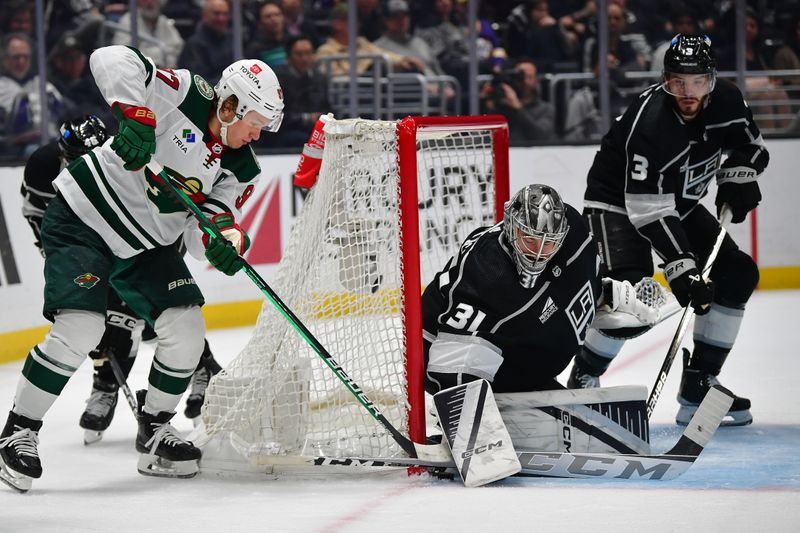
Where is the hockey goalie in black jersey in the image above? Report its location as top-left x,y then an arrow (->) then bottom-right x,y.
570,34 -> 769,426
423,184 -> 661,393
422,184 -> 676,456
19,115 -> 222,446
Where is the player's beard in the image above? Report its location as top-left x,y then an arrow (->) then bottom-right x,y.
676,96 -> 702,120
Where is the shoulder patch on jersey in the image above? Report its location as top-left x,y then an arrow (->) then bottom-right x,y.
193,74 -> 214,100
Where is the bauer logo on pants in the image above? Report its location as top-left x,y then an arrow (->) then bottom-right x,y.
73,273 -> 100,289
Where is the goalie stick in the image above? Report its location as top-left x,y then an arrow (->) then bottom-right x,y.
275,384 -> 734,481
646,205 -> 732,417
147,162 -> 451,463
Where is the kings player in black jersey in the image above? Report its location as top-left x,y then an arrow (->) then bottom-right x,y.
20,115 -> 222,444
567,35 -> 769,426
422,184 -> 660,395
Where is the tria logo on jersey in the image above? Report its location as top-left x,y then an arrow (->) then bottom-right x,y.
539,297 -> 558,324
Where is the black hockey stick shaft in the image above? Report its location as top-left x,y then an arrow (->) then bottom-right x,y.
147,162 -> 427,459
646,205 -> 732,417
107,349 -> 138,415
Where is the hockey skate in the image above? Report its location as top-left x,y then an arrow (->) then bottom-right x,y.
676,349 -> 752,426
136,390 -> 201,478
0,411 -> 43,493
80,375 -> 119,445
183,344 -> 222,422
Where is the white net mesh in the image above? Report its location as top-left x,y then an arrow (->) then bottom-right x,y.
201,117 -> 504,464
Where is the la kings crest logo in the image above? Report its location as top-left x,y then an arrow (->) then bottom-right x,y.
680,149 -> 722,200
566,281 -> 595,343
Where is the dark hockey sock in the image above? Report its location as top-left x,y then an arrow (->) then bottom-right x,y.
686,341 -> 730,375
575,345 -> 613,376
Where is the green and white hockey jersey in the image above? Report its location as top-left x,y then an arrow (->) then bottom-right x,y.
53,45 -> 261,260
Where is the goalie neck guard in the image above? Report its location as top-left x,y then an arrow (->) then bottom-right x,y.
503,184 -> 569,289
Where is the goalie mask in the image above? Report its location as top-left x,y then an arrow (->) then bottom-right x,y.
662,34 -> 716,99
59,115 -> 108,162
215,59 -> 285,145
504,184 -> 569,288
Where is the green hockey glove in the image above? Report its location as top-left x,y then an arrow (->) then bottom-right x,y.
110,103 -> 156,171
203,213 -> 251,276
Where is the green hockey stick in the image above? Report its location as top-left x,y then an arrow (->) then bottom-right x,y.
146,162 -> 449,462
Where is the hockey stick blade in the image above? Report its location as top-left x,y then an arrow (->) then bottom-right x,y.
146,162 -> 451,463
277,385 -> 734,481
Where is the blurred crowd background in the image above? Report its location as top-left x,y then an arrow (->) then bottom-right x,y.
0,0 -> 798,161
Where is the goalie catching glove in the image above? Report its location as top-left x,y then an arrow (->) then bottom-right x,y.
593,278 -> 658,329
202,213 -> 250,276
110,103 -> 156,171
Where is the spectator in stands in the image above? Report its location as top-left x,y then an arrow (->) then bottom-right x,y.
112,0 -> 184,68
481,58 -> 556,143
357,0 -> 384,42
47,33 -> 109,125
550,0 -> 597,51
581,2 -> 647,80
177,0 -> 234,84
562,49 -> 630,142
161,0 -> 204,39
281,0 -> 321,47
43,0 -> 103,50
374,0 -> 444,78
453,0 -> 507,72
650,6 -> 700,73
505,0 -> 577,73
718,9 -> 791,131
316,3 -> 423,77
246,1 -> 289,69
272,35 -> 331,147
0,33 -> 64,158
2,1 -> 34,38
772,14 -> 800,96
415,0 -> 501,102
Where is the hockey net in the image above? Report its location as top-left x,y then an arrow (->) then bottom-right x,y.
200,116 -> 509,471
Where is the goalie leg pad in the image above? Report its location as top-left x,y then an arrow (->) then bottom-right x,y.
495,386 -> 651,454
433,379 -> 521,487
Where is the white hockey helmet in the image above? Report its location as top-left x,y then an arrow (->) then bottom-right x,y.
215,59 -> 284,134
503,184 -> 569,288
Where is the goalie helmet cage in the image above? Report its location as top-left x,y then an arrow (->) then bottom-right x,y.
200,115 -> 509,471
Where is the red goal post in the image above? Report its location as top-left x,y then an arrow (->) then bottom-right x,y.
397,115 -> 510,446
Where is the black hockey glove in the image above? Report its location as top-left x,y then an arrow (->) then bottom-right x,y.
663,255 -> 714,315
715,167 -> 762,224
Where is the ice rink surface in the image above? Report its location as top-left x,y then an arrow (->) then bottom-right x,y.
1,290 -> 798,533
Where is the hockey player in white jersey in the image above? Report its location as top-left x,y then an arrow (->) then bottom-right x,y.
0,45 -> 284,492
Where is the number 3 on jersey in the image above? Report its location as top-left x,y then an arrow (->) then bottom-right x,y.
631,154 -> 649,181
445,303 -> 486,332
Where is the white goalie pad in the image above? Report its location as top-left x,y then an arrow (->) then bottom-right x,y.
433,379 -> 521,487
593,277 -> 680,330
495,386 -> 651,455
